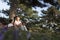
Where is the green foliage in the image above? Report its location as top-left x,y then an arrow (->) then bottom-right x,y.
3,27 -> 60,40
42,6 -> 60,23
1,0 -> 60,40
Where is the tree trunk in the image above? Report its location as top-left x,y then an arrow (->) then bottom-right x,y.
9,8 -> 16,19
9,1 -> 17,19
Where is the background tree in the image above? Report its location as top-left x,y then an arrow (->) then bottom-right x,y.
2,0 -> 60,19
1,0 -> 60,40
2,0 -> 60,27
40,6 -> 60,31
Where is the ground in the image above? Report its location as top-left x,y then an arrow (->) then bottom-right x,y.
3,27 -> 60,40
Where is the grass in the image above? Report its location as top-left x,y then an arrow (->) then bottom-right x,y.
3,27 -> 60,40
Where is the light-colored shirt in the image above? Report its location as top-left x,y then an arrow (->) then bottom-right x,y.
14,20 -> 21,25
8,23 -> 13,27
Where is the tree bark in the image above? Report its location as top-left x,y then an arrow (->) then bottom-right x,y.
9,0 -> 17,19
9,8 -> 16,19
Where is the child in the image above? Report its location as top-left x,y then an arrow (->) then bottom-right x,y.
8,19 -> 13,28
21,21 -> 28,31
0,18 -> 8,40
14,16 -> 28,31
13,16 -> 22,40
14,16 -> 31,40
